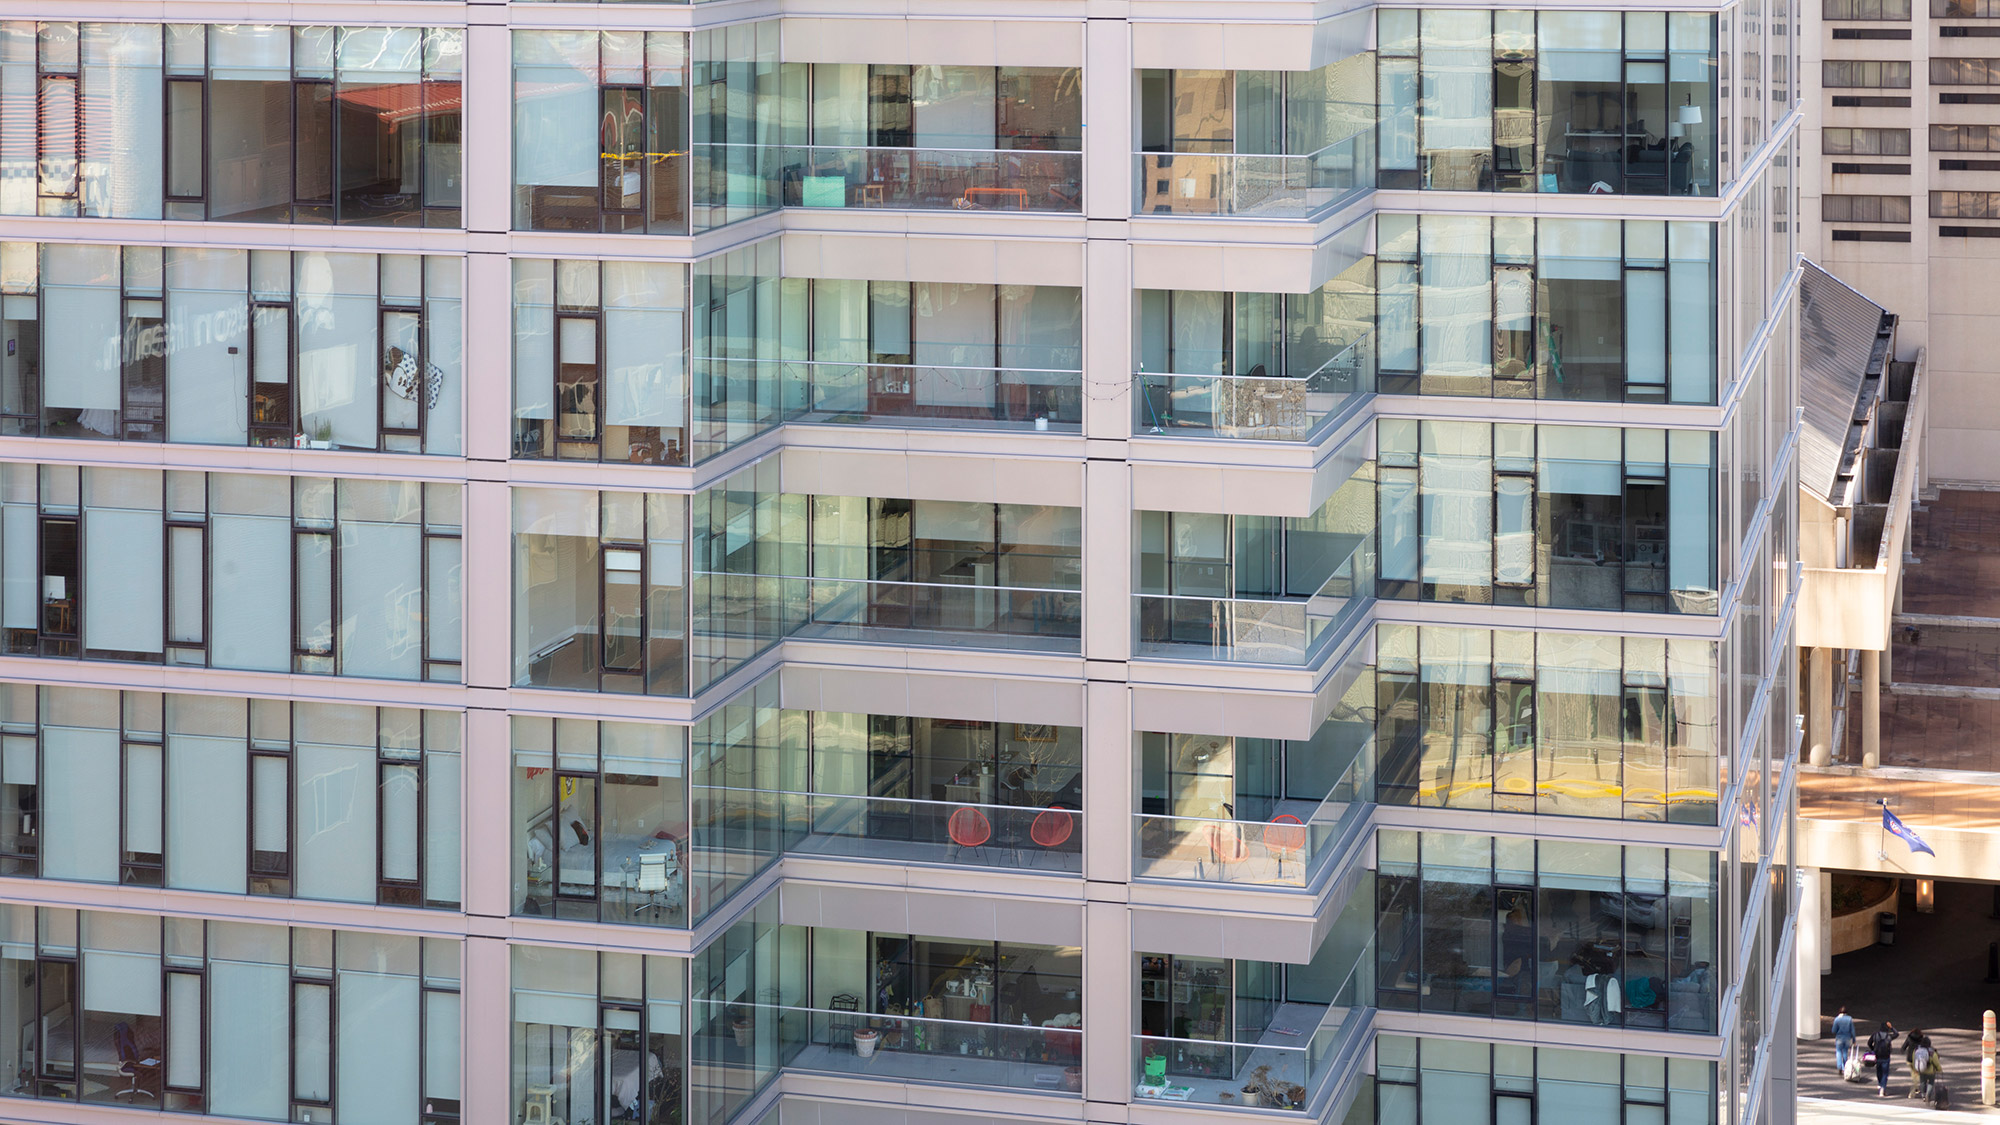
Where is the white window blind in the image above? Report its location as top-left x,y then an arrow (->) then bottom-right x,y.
337,971 -> 419,1122
41,726 -> 119,882
84,506 -> 164,654
123,743 -> 162,855
42,284 -> 120,410
339,521 -> 422,680
295,742 -> 375,902
295,253 -> 379,448
424,752 -> 461,905
166,973 -> 201,1088
83,949 -> 162,1017
209,514 -> 290,672
165,249 -> 251,444
424,990 -> 460,1101
80,24 -> 164,220
166,734 -> 248,894
207,960 -> 287,1119
293,981 -> 331,1102
381,763 -> 419,883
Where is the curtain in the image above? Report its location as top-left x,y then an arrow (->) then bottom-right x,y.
603,263 -> 687,429
514,260 -> 556,421
425,751 -> 461,905
167,734 -> 248,893
42,245 -> 121,410
513,32 -> 601,191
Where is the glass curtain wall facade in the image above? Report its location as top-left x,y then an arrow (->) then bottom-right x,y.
0,2 -> 1803,1125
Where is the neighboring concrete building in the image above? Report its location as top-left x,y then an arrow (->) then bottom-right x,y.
0,5 -> 1802,1125
1805,0 -> 2000,483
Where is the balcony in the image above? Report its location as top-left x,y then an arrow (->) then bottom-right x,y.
803,577 -> 1081,654
773,146 -> 1082,213
729,789 -> 1083,874
1134,752 -> 1367,888
1137,342 -> 1368,442
796,361 -> 1082,432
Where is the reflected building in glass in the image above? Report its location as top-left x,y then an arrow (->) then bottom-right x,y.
0,3 -> 1806,1125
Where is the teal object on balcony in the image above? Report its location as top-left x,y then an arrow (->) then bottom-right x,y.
803,176 -> 847,207
1143,1053 -> 1167,1086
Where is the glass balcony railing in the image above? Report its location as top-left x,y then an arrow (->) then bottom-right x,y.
1134,591 -> 1359,665
1133,133 -> 1369,219
1133,957 -> 1368,1112
708,787 -> 1082,873
705,145 -> 1083,213
1134,757 -> 1368,888
799,362 -> 1082,431
709,1000 -> 1084,1095
1136,340 -> 1371,441
806,578 -> 1082,652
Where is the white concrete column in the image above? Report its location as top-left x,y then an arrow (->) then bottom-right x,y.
1080,898 -> 1135,1111
1808,646 -> 1833,766
1862,649 -> 1882,769
462,479 -> 513,691
1082,458 -> 1132,664
1081,19 -> 1133,222
1796,867 -> 1824,1041
462,22 -> 513,236
463,706 -> 513,921
462,935 -> 511,1124
1083,681 -> 1133,885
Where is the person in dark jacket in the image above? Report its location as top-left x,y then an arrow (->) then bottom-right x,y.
1868,1022 -> 1900,1097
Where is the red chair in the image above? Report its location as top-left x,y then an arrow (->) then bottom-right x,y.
1202,821 -> 1248,881
1028,808 -> 1075,867
1265,814 -> 1307,881
947,806 -> 992,863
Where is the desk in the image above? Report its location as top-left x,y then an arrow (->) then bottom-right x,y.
961,187 -> 1027,210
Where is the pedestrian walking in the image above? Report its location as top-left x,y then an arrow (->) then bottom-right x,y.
1867,1022 -> 1899,1097
1905,1030 -> 1939,1100
1833,1006 -> 1855,1073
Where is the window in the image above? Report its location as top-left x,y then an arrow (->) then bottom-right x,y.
0,906 -> 457,1121
1942,24 -> 2000,33
1826,0 -> 1912,16
1823,127 -> 1911,154
1939,0 -> 2000,12
1830,163 -> 1911,173
11,23 -> 461,224
1933,190 -> 2000,216
1822,193 -> 1912,221
511,946 -> 687,1125
0,465 -> 459,680
1831,27 -> 1913,35
1370,11 -> 1721,197
1833,94 -> 1912,105
1376,1036 -> 1719,1125
1932,57 -> 2000,83
1935,124 -> 2000,149
1832,229 -> 1912,241
7,686 -> 461,907
1375,832 -> 1719,1032
1940,224 -> 2000,235
512,30 -> 689,234
1821,59 -> 1912,86
0,243 -> 460,452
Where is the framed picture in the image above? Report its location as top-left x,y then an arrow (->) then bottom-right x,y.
1012,723 -> 1058,743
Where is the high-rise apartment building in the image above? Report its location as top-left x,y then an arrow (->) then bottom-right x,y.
1807,0 -> 2000,481
0,4 -> 1802,1125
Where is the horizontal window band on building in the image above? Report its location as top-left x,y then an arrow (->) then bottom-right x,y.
1937,0 -> 2000,13
1831,27 -> 1914,36
1377,831 -> 1722,1032
1822,59 -> 1912,87
1829,0 -> 1913,16
0,905 -> 459,1121
1829,229 -> 1912,241
515,28 -> 1083,233
1832,94 -> 1912,106
1932,190 -> 2000,216
1940,92 -> 2000,102
1375,1035 -> 1719,1124
1829,163 -> 1911,174
514,470 -> 1082,698
1822,194 -> 1911,221
513,251 -> 1082,468
18,23 -> 461,226
1938,224 -> 2000,234
1941,158 -> 2000,169
0,465 -> 461,680
1377,10 -> 1723,198
0,242 -> 460,454
0,687 -> 460,908
1932,123 -> 2000,150
1930,57 -> 2000,83
1824,127 -> 1912,155
1941,24 -> 2000,33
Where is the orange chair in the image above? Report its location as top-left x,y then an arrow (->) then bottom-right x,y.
947,806 -> 993,863
1028,808 -> 1075,868
1202,821 -> 1248,881
1265,814 -> 1307,881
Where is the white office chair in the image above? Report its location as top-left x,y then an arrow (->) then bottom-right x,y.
631,852 -> 672,921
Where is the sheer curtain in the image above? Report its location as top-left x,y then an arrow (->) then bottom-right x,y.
82,468 -> 164,655
41,724 -> 119,881
42,244 -> 120,418
208,473 -> 291,672
295,252 -> 379,448
81,24 -> 163,219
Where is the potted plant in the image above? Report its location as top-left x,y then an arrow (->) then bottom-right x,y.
1285,1084 -> 1308,1110
1241,1064 -> 1273,1107
730,1008 -> 753,1047
852,1027 -> 880,1058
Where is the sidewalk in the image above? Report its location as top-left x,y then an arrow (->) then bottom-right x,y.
1803,1094 -> 1993,1124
